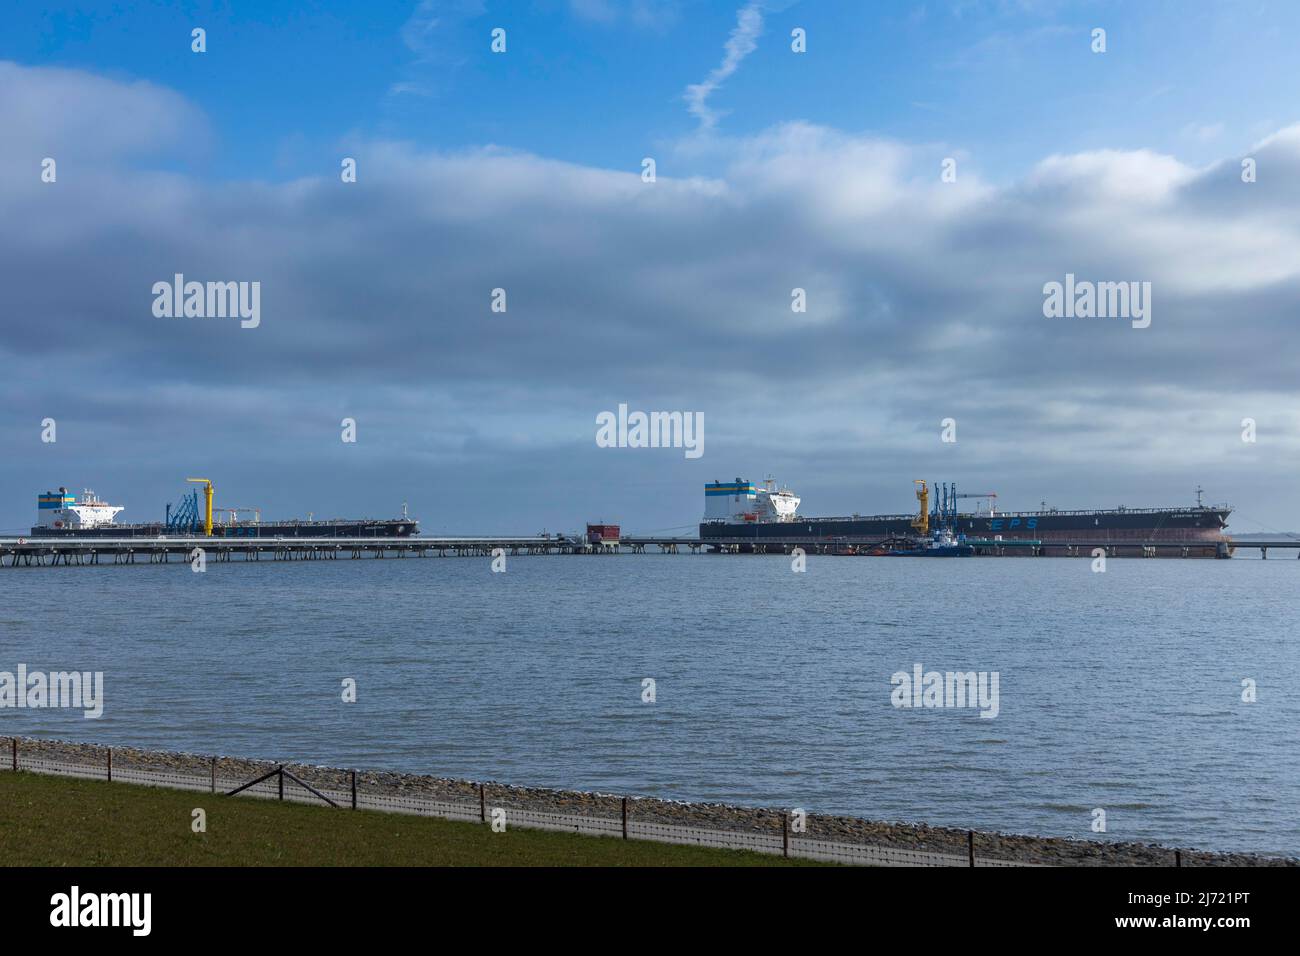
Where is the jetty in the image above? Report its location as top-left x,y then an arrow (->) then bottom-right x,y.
0,534 -> 1295,566
0,534 -> 703,566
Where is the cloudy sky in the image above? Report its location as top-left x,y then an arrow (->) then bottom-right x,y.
3,0 -> 1299,535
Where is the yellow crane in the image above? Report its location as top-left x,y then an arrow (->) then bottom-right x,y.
187,478 -> 214,536
911,480 -> 929,536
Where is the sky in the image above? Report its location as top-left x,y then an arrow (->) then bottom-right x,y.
2,0 -> 1299,535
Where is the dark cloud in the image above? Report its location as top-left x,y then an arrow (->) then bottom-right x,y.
3,63 -> 1299,533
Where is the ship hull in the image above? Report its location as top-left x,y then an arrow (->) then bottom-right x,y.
701,508 -> 1230,545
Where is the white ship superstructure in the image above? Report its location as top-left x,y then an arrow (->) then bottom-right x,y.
704,476 -> 801,523
36,487 -> 124,530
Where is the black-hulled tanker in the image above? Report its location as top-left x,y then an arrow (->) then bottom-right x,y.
31,487 -> 418,538
700,479 -> 1231,554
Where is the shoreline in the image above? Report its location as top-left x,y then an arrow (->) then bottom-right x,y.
4,735 -> 1294,867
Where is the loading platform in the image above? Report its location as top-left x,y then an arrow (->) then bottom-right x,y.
696,537 -> 1290,558
0,535 -> 1291,567
0,535 -> 707,566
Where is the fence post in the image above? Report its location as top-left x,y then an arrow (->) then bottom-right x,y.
278,766 -> 284,801
107,748 -> 112,783
479,783 -> 486,823
10,737 -> 16,772
210,757 -> 216,794
1175,850 -> 1182,867
621,797 -> 628,840
968,830 -> 975,867
782,812 -> 790,858
351,770 -> 357,811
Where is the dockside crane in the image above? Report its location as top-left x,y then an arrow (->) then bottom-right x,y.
911,481 -> 998,539
931,482 -> 958,532
187,478 -> 214,536
927,484 -> 999,532
165,490 -> 200,534
911,480 -> 929,536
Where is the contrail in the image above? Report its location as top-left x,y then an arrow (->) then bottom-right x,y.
684,1 -> 766,131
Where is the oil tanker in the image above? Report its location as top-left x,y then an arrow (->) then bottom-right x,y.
700,478 -> 1231,552
31,487 -> 418,538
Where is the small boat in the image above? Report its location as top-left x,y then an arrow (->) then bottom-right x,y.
884,528 -> 974,557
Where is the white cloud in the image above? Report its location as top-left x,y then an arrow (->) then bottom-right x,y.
1248,121 -> 1300,153
1182,122 -> 1225,144
0,61 -> 209,169
570,0 -> 616,22
4,60 -> 1300,527
570,0 -> 680,29
1027,149 -> 1196,203
390,0 -> 486,98
400,0 -> 485,55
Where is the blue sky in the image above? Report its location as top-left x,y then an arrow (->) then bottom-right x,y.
3,1 -> 1300,534
12,1 -> 1299,179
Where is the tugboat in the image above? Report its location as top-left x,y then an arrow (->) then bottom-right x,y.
884,526 -> 974,557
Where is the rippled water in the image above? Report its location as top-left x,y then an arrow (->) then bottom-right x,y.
2,553 -> 1296,855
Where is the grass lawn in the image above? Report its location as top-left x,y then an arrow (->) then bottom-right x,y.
0,771 -> 826,866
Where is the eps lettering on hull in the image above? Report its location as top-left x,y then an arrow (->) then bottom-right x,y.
988,519 -> 1037,531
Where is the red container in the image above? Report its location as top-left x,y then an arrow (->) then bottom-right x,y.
586,523 -> 620,543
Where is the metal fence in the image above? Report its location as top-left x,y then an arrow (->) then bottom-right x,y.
0,736 -> 1049,867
